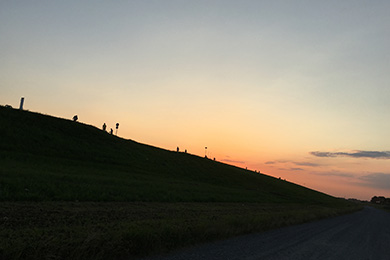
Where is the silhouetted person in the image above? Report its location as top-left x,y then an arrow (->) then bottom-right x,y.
73,115 -> 78,122
102,123 -> 107,131
110,128 -> 113,134
177,147 -> 179,152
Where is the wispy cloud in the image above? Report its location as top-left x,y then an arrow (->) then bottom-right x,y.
265,160 -> 321,168
307,170 -> 390,190
290,168 -> 304,171
310,150 -> 390,159
359,173 -> 390,190
310,171 -> 355,178
294,162 -> 321,167
265,160 -> 289,165
221,159 -> 245,164
265,161 -> 276,165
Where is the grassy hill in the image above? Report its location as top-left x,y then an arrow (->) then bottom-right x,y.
1,105 -> 341,205
0,105 -> 358,259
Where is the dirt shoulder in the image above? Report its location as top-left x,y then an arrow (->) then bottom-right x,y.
144,207 -> 389,260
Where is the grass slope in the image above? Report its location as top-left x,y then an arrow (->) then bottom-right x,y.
0,106 -> 359,259
1,106 -> 340,205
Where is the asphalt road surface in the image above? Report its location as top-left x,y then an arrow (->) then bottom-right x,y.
144,207 -> 390,260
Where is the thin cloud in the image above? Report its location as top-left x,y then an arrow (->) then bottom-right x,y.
311,171 -> 355,178
221,159 -> 245,164
306,169 -> 390,191
265,160 -> 289,165
265,160 -> 321,168
294,162 -> 321,167
310,150 -> 390,159
277,167 -> 304,172
290,168 -> 304,171
308,171 -> 390,190
310,152 -> 338,158
265,161 -> 276,164
359,173 -> 390,190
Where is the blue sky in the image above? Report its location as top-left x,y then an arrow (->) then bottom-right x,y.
1,1 -> 390,200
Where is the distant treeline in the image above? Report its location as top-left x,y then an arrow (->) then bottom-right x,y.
371,196 -> 390,205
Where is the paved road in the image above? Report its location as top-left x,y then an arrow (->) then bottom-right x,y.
144,207 -> 390,260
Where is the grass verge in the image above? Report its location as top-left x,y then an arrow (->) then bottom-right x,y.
0,202 -> 362,260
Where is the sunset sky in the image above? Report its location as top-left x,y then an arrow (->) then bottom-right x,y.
1,1 -> 390,200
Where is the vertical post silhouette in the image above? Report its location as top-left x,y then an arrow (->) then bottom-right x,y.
19,97 -> 24,110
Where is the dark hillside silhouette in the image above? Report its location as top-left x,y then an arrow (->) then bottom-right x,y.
0,105 -> 357,260
0,105 -> 348,205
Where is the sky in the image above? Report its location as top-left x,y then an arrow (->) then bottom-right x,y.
1,1 -> 390,201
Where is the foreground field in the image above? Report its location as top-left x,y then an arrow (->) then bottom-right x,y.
0,202 -> 361,260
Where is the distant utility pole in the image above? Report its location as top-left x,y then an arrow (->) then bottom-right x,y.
19,97 -> 24,110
